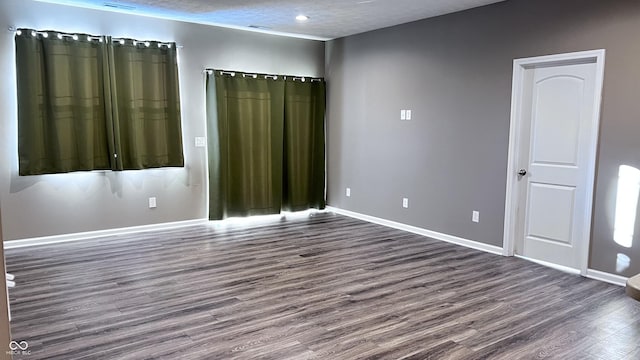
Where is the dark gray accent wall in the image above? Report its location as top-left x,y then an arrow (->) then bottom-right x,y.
326,0 -> 640,276
0,0 -> 324,240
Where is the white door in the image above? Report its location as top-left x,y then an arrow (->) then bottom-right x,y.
504,51 -> 605,273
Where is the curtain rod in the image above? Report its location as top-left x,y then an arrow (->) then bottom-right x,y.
204,69 -> 323,82
8,26 -> 183,48
112,38 -> 175,48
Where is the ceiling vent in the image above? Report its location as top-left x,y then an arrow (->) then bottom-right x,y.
103,2 -> 136,10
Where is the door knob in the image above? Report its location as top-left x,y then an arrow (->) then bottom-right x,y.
518,169 -> 527,176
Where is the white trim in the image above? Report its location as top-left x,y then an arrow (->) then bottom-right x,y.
326,206 -> 503,255
514,254 -> 580,275
503,49 -> 606,276
4,219 -> 208,249
585,269 -> 628,287
5,207 -> 628,288
503,56 -> 525,257
581,50 -> 606,275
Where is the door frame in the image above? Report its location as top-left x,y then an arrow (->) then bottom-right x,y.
502,49 -> 606,275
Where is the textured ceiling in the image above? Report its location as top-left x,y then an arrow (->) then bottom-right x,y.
36,0 -> 507,40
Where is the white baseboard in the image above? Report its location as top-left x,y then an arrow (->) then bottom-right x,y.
326,207 -> 630,287
326,206 -> 503,255
4,219 -> 209,249
586,269 -> 628,287
6,209 -> 629,288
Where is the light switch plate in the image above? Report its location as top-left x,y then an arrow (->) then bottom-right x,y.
402,198 -> 409,208
406,110 -> 412,120
195,137 -> 206,147
149,197 -> 157,209
346,188 -> 351,197
472,211 -> 479,223
400,110 -> 406,120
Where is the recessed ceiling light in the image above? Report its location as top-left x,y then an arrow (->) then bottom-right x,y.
296,15 -> 309,21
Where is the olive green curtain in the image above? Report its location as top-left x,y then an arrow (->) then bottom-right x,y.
15,30 -> 113,175
109,39 -> 184,170
282,80 -> 326,211
206,71 -> 326,220
208,72 -> 285,219
15,29 -> 183,175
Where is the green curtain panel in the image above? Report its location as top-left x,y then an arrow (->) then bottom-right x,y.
15,29 -> 184,175
208,72 -> 285,220
15,30 -> 113,175
108,39 -> 184,170
206,71 -> 326,220
282,79 -> 326,211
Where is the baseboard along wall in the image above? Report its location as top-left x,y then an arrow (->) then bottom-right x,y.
326,206 -> 628,287
4,207 -> 628,287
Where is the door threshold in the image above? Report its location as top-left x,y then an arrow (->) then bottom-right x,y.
515,255 -> 581,275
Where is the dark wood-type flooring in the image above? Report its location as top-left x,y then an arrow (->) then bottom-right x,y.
5,213 -> 640,359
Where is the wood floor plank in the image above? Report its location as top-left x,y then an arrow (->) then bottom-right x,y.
5,212 -> 639,359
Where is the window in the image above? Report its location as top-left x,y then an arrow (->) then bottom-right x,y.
206,70 -> 326,220
15,29 -> 183,176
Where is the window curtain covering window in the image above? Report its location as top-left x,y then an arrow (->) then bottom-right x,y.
108,37 -> 184,170
15,29 -> 183,175
207,72 -> 285,219
15,30 -> 113,175
283,79 -> 326,212
206,70 -> 325,220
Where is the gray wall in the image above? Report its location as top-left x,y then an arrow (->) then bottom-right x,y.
326,0 -> 640,277
0,0 -> 324,240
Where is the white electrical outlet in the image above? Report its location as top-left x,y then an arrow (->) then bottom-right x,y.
195,137 -> 206,147
346,188 -> 351,197
406,110 -> 412,120
472,211 -> 479,223
149,197 -> 157,209
400,110 -> 406,120
402,198 -> 409,208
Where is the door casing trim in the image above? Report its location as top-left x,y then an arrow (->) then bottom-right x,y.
502,49 -> 606,275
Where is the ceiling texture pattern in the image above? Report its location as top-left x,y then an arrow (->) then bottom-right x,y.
35,0 -> 507,40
